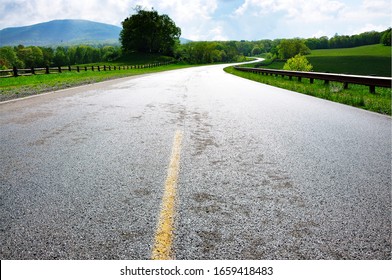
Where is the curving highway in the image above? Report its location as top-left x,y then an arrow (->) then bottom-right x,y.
0,63 -> 390,259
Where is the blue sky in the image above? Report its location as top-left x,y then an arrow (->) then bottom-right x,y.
0,0 -> 390,40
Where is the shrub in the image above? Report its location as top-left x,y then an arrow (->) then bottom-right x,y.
283,54 -> 313,71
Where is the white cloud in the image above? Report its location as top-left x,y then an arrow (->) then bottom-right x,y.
132,0 -> 220,40
0,0 -> 390,40
231,0 -> 390,39
0,0 -> 133,28
362,0 -> 390,12
234,0 -> 346,22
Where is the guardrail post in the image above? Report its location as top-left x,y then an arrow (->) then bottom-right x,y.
324,80 -> 329,85
13,66 -> 18,77
310,78 -> 314,84
343,82 -> 348,89
369,85 -> 376,94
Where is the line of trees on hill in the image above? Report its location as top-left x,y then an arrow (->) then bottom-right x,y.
305,29 -> 391,49
0,4 -> 390,70
0,45 -> 121,69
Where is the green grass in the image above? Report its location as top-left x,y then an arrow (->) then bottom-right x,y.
224,66 -> 391,115
307,44 -> 391,57
80,53 -> 175,67
0,62 -> 194,102
251,44 -> 391,77
307,45 -> 391,77
307,56 -> 391,77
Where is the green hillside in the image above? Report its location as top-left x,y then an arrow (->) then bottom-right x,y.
0,20 -> 121,46
306,44 -> 391,77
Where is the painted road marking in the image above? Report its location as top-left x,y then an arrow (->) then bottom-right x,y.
151,130 -> 183,260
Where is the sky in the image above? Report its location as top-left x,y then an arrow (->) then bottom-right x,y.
0,0 -> 391,41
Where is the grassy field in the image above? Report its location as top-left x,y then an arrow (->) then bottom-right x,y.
78,53 -> 175,67
251,44 -> 391,77
0,58 -> 194,102
307,44 -> 391,57
224,66 -> 391,115
307,44 -> 391,77
225,44 -> 391,115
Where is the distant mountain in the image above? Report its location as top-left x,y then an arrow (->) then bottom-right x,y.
0,19 -> 191,47
0,19 -> 122,46
180,37 -> 192,44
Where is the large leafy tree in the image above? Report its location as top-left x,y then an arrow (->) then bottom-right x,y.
120,7 -> 181,55
277,39 -> 311,60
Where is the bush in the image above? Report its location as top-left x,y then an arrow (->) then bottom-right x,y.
283,54 -> 313,71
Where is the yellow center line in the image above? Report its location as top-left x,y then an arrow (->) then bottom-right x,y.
151,130 -> 183,260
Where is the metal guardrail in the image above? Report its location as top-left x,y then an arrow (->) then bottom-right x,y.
234,66 -> 392,93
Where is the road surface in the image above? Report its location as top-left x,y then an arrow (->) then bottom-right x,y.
0,64 -> 391,259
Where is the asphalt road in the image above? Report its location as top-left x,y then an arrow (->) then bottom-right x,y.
0,64 -> 391,259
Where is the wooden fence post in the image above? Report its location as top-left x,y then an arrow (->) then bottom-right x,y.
98,66 -> 100,71
31,67 -> 35,75
58,66 -> 62,73
104,65 -> 106,71
68,66 -> 71,71
46,66 -> 50,74
13,66 -> 18,77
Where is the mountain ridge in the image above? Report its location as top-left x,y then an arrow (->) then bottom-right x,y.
0,19 -> 122,46
0,19 -> 191,47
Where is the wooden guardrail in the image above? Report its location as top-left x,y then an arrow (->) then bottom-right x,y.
234,66 -> 392,94
0,61 -> 176,78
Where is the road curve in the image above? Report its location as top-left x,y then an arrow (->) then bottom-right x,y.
0,63 -> 390,259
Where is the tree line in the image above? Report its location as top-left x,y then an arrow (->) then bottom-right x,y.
0,45 -> 121,70
1,6 -> 390,69
305,29 -> 391,49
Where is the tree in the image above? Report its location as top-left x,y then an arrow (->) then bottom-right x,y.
251,46 -> 262,56
102,46 -> 121,61
0,47 -> 24,68
41,47 -> 54,66
120,7 -> 181,55
277,39 -> 310,59
53,47 -> 69,66
381,28 -> 391,46
283,54 -> 313,72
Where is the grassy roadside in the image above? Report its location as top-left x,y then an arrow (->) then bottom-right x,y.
224,66 -> 391,115
245,45 -> 391,77
0,62 -> 194,102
